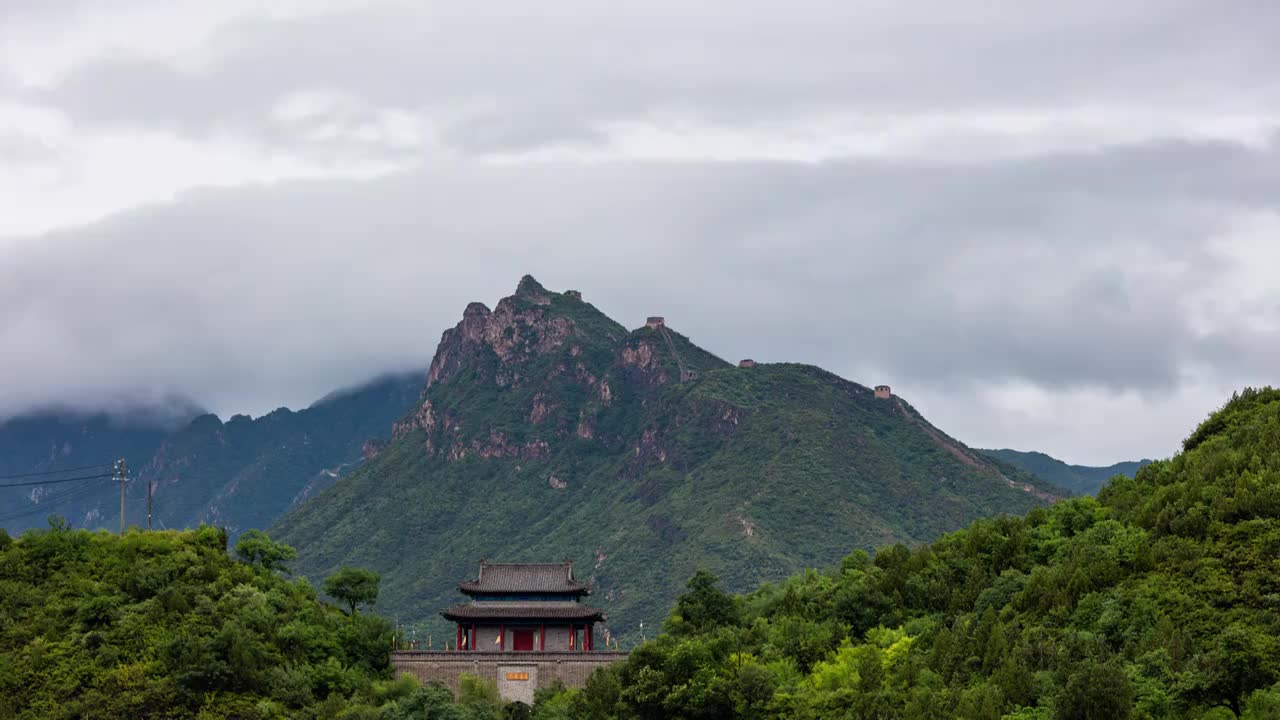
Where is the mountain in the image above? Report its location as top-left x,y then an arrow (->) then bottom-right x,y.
549,387 -> 1280,718
272,276 -> 1064,640
137,370 -> 427,535
0,409 -> 186,530
981,448 -> 1152,495
0,371 -> 426,535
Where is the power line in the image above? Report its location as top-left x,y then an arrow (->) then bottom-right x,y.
0,472 -> 115,489
0,463 -> 112,480
0,484 -> 102,522
116,458 -> 127,536
0,480 -> 112,524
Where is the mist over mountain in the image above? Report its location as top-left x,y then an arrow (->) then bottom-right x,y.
0,371 -> 425,535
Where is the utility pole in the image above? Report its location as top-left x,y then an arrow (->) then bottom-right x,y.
147,480 -> 153,530
116,458 -> 127,535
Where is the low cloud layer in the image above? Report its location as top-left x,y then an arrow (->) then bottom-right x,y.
2,1 -> 1278,464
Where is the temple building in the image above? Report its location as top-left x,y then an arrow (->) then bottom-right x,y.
392,560 -> 625,703
442,560 -> 605,653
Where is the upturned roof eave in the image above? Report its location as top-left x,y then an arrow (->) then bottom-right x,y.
439,602 -> 606,622
457,583 -> 590,597
439,612 -> 607,622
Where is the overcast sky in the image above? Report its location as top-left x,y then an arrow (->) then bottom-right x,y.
2,1 -> 1277,464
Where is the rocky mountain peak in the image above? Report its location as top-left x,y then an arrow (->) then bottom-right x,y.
403,277 -> 720,457
424,277 -> 632,394
514,274 -> 550,301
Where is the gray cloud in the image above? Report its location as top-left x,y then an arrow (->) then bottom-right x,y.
2,135 -> 1278,463
2,1 -> 1278,464
17,1 -> 1280,155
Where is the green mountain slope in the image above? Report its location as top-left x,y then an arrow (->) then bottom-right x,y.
272,276 -> 1062,640
982,448 -> 1151,495
0,371 -> 425,536
139,370 -> 426,535
554,387 -> 1280,718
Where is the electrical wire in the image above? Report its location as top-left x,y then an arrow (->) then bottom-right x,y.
0,463 -> 112,480
0,472 -> 115,489
0,479 -> 116,524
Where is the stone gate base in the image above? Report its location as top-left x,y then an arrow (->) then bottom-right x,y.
391,651 -> 630,704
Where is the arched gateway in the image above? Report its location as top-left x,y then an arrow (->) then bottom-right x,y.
391,560 -> 628,704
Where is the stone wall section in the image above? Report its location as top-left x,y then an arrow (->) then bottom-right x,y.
392,651 -> 628,702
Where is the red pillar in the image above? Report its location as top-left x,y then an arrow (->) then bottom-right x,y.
539,624 -> 545,651
499,623 -> 505,651
586,624 -> 593,651
470,624 -> 476,652
456,624 -> 462,651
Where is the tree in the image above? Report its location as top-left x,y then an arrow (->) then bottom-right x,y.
1212,622 -> 1278,715
323,566 -> 381,615
233,529 -> 297,573
456,674 -> 504,719
668,570 -> 738,635
1056,661 -> 1133,720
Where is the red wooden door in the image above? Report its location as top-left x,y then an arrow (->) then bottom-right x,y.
513,629 -> 534,651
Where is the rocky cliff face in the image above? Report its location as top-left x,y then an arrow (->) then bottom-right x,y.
393,275 -> 724,466
423,277 -> 585,391
274,276 -> 1065,642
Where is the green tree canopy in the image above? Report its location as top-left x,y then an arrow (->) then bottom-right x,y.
667,569 -> 739,635
233,528 -> 296,572
324,566 -> 382,615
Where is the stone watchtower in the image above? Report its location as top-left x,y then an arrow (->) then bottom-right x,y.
645,316 -> 665,329
738,359 -> 756,368
391,561 -> 627,704
874,385 -> 892,399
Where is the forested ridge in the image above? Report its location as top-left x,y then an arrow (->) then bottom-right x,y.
979,449 -> 1150,497
529,388 -> 1280,719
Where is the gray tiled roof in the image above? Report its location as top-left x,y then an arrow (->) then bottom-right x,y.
458,561 -> 589,595
440,601 -> 605,621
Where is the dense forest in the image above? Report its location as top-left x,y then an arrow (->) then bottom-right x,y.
3,387 -> 1279,718
0,524 -> 510,718
529,388 -> 1280,719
